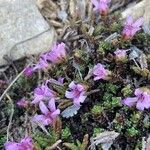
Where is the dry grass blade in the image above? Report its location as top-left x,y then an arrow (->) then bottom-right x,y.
53,117 -> 62,139
76,0 -> 87,20
138,53 -> 148,69
69,0 -> 77,21
45,140 -> 62,150
0,68 -> 26,102
6,94 -> 14,142
81,134 -> 89,150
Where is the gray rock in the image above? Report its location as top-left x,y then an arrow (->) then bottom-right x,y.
0,0 -> 56,66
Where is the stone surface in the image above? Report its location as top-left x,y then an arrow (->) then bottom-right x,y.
0,0 -> 56,66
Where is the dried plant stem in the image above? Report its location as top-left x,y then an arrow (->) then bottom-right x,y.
6,94 -> 14,142
45,140 -> 62,150
86,89 -> 100,96
0,68 -> 26,102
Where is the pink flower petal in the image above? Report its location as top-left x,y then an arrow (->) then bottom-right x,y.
133,17 -> 144,28
39,101 -> 49,115
69,81 -> 76,89
65,91 -> 74,99
32,114 -> 51,126
136,100 -> 145,110
4,142 -> 22,150
123,97 -> 138,107
100,2 -> 108,11
74,94 -> 86,104
92,0 -> 99,11
134,88 -> 143,96
93,76 -> 101,81
125,16 -> 133,26
77,84 -> 84,92
51,109 -> 60,119
48,98 -> 56,112
20,137 -> 33,149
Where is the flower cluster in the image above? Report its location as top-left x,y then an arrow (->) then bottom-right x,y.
92,0 -> 111,15
122,16 -> 144,40
114,49 -> 127,62
5,1 -> 147,149
17,98 -> 29,108
65,81 -> 87,106
123,88 -> 150,110
23,42 -> 66,77
32,81 -> 57,104
92,63 -> 111,81
33,99 -> 60,126
4,137 -> 33,150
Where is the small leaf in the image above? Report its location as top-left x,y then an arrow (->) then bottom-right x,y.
53,117 -> 62,139
63,143 -> 78,150
58,100 -> 73,109
61,105 -> 80,118
90,131 -> 119,150
138,53 -> 148,69
129,46 -> 142,60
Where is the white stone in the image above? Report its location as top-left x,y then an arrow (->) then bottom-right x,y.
0,0 -> 56,66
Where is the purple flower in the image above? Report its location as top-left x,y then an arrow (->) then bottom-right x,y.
93,63 -> 110,81
65,81 -> 87,106
33,56 -> 49,71
33,99 -> 60,126
17,98 -> 29,108
122,16 -> 144,40
46,42 -> 66,64
92,0 -> 111,15
4,137 -> 33,150
114,49 -> 127,61
58,77 -> 64,84
123,88 -> 150,110
32,81 -> 57,104
23,67 -> 33,77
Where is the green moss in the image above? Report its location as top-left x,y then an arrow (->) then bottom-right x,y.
62,127 -> 71,140
130,112 -> 142,124
114,123 -> 124,132
111,22 -> 122,32
32,129 -> 58,149
111,97 -> 122,107
135,32 -> 148,42
126,127 -> 139,137
81,113 -> 90,123
91,105 -> 104,115
93,128 -> 105,137
134,140 -> 142,150
0,135 -> 6,149
99,41 -> 113,52
105,83 -> 118,94
113,113 -> 124,132
94,25 -> 105,36
121,85 -> 133,97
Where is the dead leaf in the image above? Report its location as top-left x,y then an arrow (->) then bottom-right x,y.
53,117 -> 62,139
142,136 -> 150,150
61,105 -> 80,118
69,0 -> 77,20
105,33 -> 119,43
81,134 -> 89,150
138,53 -> 148,69
89,131 -> 119,150
76,0 -> 87,20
